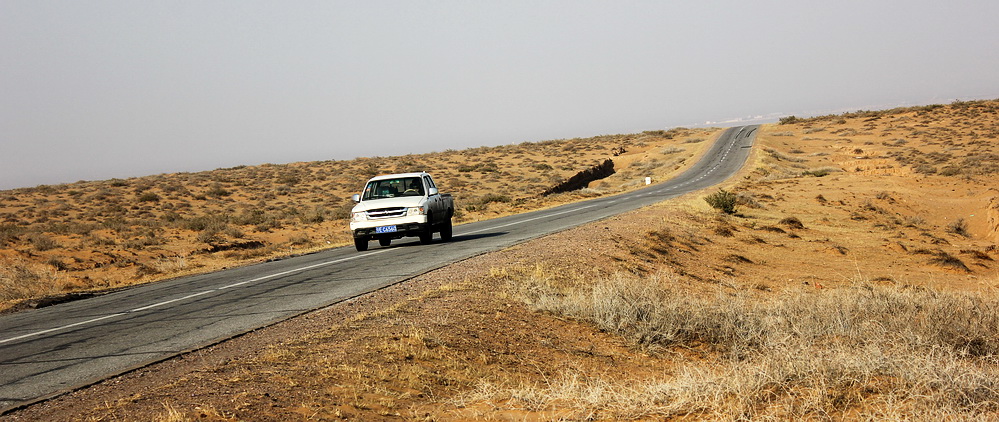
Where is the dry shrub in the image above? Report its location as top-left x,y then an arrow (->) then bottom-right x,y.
0,223 -> 21,246
0,257 -> 61,301
930,251 -> 971,272
289,233 -> 311,246
778,216 -> 805,229
29,233 -> 59,251
487,269 -> 999,419
704,189 -> 737,214
948,218 -> 970,237
765,148 -> 807,163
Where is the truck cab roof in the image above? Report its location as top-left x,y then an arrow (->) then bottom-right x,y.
367,172 -> 430,182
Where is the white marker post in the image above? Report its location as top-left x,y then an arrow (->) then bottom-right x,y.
645,177 -> 652,185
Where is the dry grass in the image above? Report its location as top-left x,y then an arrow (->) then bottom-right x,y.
8,99 -> 999,421
0,257 -> 60,301
488,268 -> 999,420
0,128 -> 718,311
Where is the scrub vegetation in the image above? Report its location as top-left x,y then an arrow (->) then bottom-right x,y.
0,127 -> 715,311
493,267 -> 999,420
5,99 -> 999,421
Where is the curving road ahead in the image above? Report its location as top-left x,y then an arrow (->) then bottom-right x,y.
0,125 -> 757,412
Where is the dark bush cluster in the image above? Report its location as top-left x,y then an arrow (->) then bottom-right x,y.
704,189 -> 737,214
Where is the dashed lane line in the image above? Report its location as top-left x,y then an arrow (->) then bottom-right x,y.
0,249 -> 392,346
2,126 -> 755,347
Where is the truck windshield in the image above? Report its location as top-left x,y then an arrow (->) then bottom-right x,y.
362,177 -> 424,200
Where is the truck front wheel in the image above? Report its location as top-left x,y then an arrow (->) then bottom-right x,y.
354,237 -> 369,252
419,218 -> 433,244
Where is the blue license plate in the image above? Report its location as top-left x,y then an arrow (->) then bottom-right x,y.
375,225 -> 397,234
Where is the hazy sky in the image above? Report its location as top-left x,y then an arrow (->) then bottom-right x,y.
2,1 -> 997,190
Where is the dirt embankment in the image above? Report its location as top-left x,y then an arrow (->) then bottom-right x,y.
988,196 -> 999,242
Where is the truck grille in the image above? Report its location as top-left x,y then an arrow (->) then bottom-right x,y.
366,207 -> 407,219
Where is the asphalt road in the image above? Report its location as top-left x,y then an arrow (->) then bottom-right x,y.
0,125 -> 757,412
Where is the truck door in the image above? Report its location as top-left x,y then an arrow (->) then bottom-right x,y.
424,176 -> 439,223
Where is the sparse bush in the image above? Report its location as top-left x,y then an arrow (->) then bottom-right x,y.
183,215 -> 229,232
154,256 -> 188,273
779,216 -> 805,229
299,206 -> 328,224
196,229 -> 223,244
735,192 -> 763,209
779,115 -> 800,125
331,202 -> 355,220
289,233 -> 311,246
223,226 -> 244,239
493,269 -> 999,419
947,218 -> 969,237
29,233 -> 58,251
0,223 -> 21,246
137,192 -> 160,202
45,256 -> 68,271
478,193 -> 512,205
961,249 -> 994,261
938,166 -> 962,176
233,209 -> 266,226
206,183 -> 231,197
277,175 -> 300,185
801,169 -> 830,177
254,217 -> 283,232
0,257 -> 60,301
123,234 -> 163,250
713,224 -> 735,237
704,189 -> 737,214
904,215 -> 926,227
84,233 -> 116,246
930,251 -> 970,272
765,148 -> 806,163
100,217 -> 131,233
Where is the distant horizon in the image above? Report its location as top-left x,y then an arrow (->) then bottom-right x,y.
2,95 -> 996,191
5,2 -> 996,192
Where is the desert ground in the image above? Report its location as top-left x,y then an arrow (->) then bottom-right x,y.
1,127 -> 716,312
2,99 -> 998,420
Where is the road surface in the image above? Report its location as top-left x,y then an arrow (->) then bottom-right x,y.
0,125 -> 757,412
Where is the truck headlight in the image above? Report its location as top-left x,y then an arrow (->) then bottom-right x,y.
407,206 -> 426,216
351,211 -> 367,222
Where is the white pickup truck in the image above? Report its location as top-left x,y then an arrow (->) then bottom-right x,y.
349,172 -> 455,251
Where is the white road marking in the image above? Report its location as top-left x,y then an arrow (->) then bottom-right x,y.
462,204 -> 596,235
0,249 -> 391,345
0,313 -> 124,345
2,126 -> 755,347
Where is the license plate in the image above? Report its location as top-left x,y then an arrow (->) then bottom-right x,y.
375,225 -> 397,234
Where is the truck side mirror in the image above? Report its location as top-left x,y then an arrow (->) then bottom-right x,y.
352,194 -> 361,203
428,187 -> 439,196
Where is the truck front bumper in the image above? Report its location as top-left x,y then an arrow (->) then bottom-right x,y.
350,216 -> 428,239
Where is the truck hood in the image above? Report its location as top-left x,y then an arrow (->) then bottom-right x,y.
351,196 -> 425,212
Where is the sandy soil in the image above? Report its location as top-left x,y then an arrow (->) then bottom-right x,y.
1,128 -> 717,312
2,100 -> 998,421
